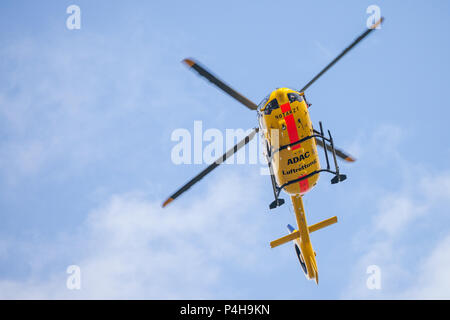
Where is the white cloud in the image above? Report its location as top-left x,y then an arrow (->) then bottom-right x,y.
341,124 -> 450,299
0,172 -> 269,299
402,234 -> 450,299
375,195 -> 427,237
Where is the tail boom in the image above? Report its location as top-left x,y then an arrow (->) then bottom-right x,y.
269,195 -> 337,284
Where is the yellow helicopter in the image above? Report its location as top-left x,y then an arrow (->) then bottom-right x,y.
162,17 -> 383,284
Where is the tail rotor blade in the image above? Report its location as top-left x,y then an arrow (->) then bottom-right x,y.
162,128 -> 259,207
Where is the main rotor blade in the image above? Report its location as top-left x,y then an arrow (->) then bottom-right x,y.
315,138 -> 356,163
183,58 -> 258,110
300,17 -> 384,92
162,128 -> 259,207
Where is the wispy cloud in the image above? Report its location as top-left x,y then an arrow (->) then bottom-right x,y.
314,40 -> 334,60
0,172 -> 270,299
0,31 -> 197,186
341,125 -> 450,299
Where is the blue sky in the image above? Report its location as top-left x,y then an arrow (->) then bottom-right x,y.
1,0 -> 450,299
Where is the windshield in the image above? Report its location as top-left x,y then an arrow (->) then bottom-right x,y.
287,92 -> 304,103
264,99 -> 280,115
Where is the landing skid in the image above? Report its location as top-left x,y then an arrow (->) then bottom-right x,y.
331,174 -> 347,184
264,140 -> 286,209
269,198 -> 285,209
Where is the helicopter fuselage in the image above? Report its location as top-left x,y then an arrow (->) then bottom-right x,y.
258,87 -> 321,196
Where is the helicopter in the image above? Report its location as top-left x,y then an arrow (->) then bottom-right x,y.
162,17 -> 383,284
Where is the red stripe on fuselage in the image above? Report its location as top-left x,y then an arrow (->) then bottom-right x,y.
280,102 -> 291,113
280,102 -> 300,150
298,175 -> 309,193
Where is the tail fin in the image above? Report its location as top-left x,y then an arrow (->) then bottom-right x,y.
287,224 -> 295,233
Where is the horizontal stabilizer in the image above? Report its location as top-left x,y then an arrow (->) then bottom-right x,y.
308,216 -> 338,233
270,230 -> 300,248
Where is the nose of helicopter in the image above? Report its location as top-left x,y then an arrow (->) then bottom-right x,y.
274,88 -> 290,105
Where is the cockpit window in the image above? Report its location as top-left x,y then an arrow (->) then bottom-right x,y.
257,95 -> 270,111
287,92 -> 304,103
264,99 -> 280,115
